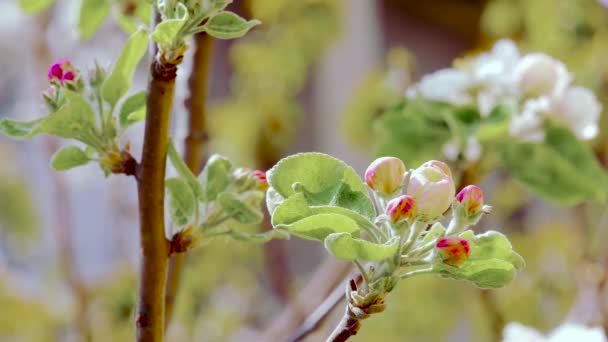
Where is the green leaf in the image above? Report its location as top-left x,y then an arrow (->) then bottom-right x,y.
19,0 -> 55,13
119,91 -> 146,128
151,18 -> 188,45
434,259 -> 517,289
167,140 -> 205,200
267,152 -> 375,220
468,230 -> 525,269
375,99 -> 452,167
226,229 -> 290,243
201,11 -> 260,39
217,192 -> 264,224
101,29 -> 149,107
0,118 -> 44,139
274,213 -> 360,241
50,146 -> 90,171
325,233 -> 400,261
166,178 -> 196,228
501,124 -> 608,205
40,91 -> 98,144
78,0 -> 111,40
199,154 -> 232,201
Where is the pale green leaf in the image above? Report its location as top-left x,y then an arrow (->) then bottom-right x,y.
274,213 -> 360,241
50,146 -> 90,171
151,18 -> 188,45
434,259 -> 517,289
39,91 -> 98,145
101,29 -> 149,106
226,229 -> 289,243
217,192 -> 263,224
78,0 -> 111,40
267,152 -> 374,220
19,0 -> 55,13
0,118 -> 44,139
325,233 -> 400,261
167,140 -> 205,200
119,91 -> 146,128
166,177 -> 196,228
199,154 -> 232,201
201,11 -> 260,39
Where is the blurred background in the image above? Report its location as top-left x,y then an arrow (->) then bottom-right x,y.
1,0 -> 608,341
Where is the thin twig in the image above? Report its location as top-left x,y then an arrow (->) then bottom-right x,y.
164,31 -> 214,328
135,19 -> 180,340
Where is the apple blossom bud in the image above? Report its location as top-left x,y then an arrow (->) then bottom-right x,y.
48,58 -> 79,85
436,237 -> 470,266
386,195 -> 416,223
252,170 -> 268,191
456,185 -> 484,216
364,157 -> 406,196
406,160 -> 455,221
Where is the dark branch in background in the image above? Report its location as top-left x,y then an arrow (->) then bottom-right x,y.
135,12 -> 180,340
33,9 -> 91,342
258,259 -> 353,341
165,31 -> 214,328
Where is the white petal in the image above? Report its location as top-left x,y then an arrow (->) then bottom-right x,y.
548,324 -> 607,342
514,53 -> 572,98
415,68 -> 473,105
503,322 -> 546,342
552,86 -> 602,140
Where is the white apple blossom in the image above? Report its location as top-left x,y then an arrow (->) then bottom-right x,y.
503,322 -> 607,342
407,68 -> 473,105
509,97 -> 550,142
514,53 -> 571,98
551,85 -> 601,140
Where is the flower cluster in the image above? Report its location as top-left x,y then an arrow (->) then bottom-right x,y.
503,322 -> 606,342
406,39 -> 602,144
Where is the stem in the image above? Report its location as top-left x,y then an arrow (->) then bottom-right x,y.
164,31 -> 213,328
399,267 -> 434,280
353,261 -> 370,287
135,53 -> 178,341
326,309 -> 362,342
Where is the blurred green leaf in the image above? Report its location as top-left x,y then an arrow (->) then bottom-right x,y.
78,0 -> 111,40
101,28 -> 149,106
167,140 -> 205,200
18,0 -> 56,13
0,118 -> 44,139
225,228 -> 290,243
325,233 -> 399,261
119,91 -> 146,128
201,11 -> 260,39
50,146 -> 90,171
199,154 -> 232,201
274,213 -> 360,241
166,177 -> 196,228
217,192 -> 263,224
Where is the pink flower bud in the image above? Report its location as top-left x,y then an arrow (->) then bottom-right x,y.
406,160 -> 455,220
252,170 -> 268,191
386,195 -> 416,223
47,58 -> 78,85
364,157 -> 406,196
436,237 -> 470,266
456,185 -> 484,215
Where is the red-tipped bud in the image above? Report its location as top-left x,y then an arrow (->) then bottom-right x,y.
456,185 -> 484,215
252,170 -> 268,191
47,58 -> 78,85
364,157 -> 406,196
436,237 -> 470,266
386,195 -> 416,223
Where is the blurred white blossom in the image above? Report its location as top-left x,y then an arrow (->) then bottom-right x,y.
503,322 -> 607,342
514,53 -> 571,98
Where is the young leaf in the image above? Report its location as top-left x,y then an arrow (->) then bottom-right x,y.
19,0 -> 56,13
151,18 -> 188,45
434,259 -> 517,289
199,154 -> 232,201
501,124 -> 608,205
0,118 -> 44,139
78,0 -> 111,40
324,233 -> 400,261
266,152 -> 375,220
217,192 -> 263,225
50,146 -> 90,171
39,91 -> 98,145
166,178 -> 196,228
167,141 -> 205,200
101,29 -> 149,106
201,11 -> 260,39
274,213 -> 360,241
119,91 -> 146,128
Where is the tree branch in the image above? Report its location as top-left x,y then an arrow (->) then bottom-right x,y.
165,32 -> 214,327
135,52 -> 179,341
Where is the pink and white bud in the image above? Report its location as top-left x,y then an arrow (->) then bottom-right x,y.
406,160 -> 455,220
364,157 -> 406,196
47,58 -> 79,85
252,170 -> 268,191
385,195 -> 416,223
436,237 -> 471,266
514,53 -> 571,98
456,185 -> 484,216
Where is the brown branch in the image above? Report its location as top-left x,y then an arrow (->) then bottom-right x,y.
165,32 -> 214,328
135,52 -> 179,341
259,259 -> 353,341
33,9 -> 91,341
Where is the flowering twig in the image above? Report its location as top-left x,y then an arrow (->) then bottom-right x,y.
164,31 -> 214,328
